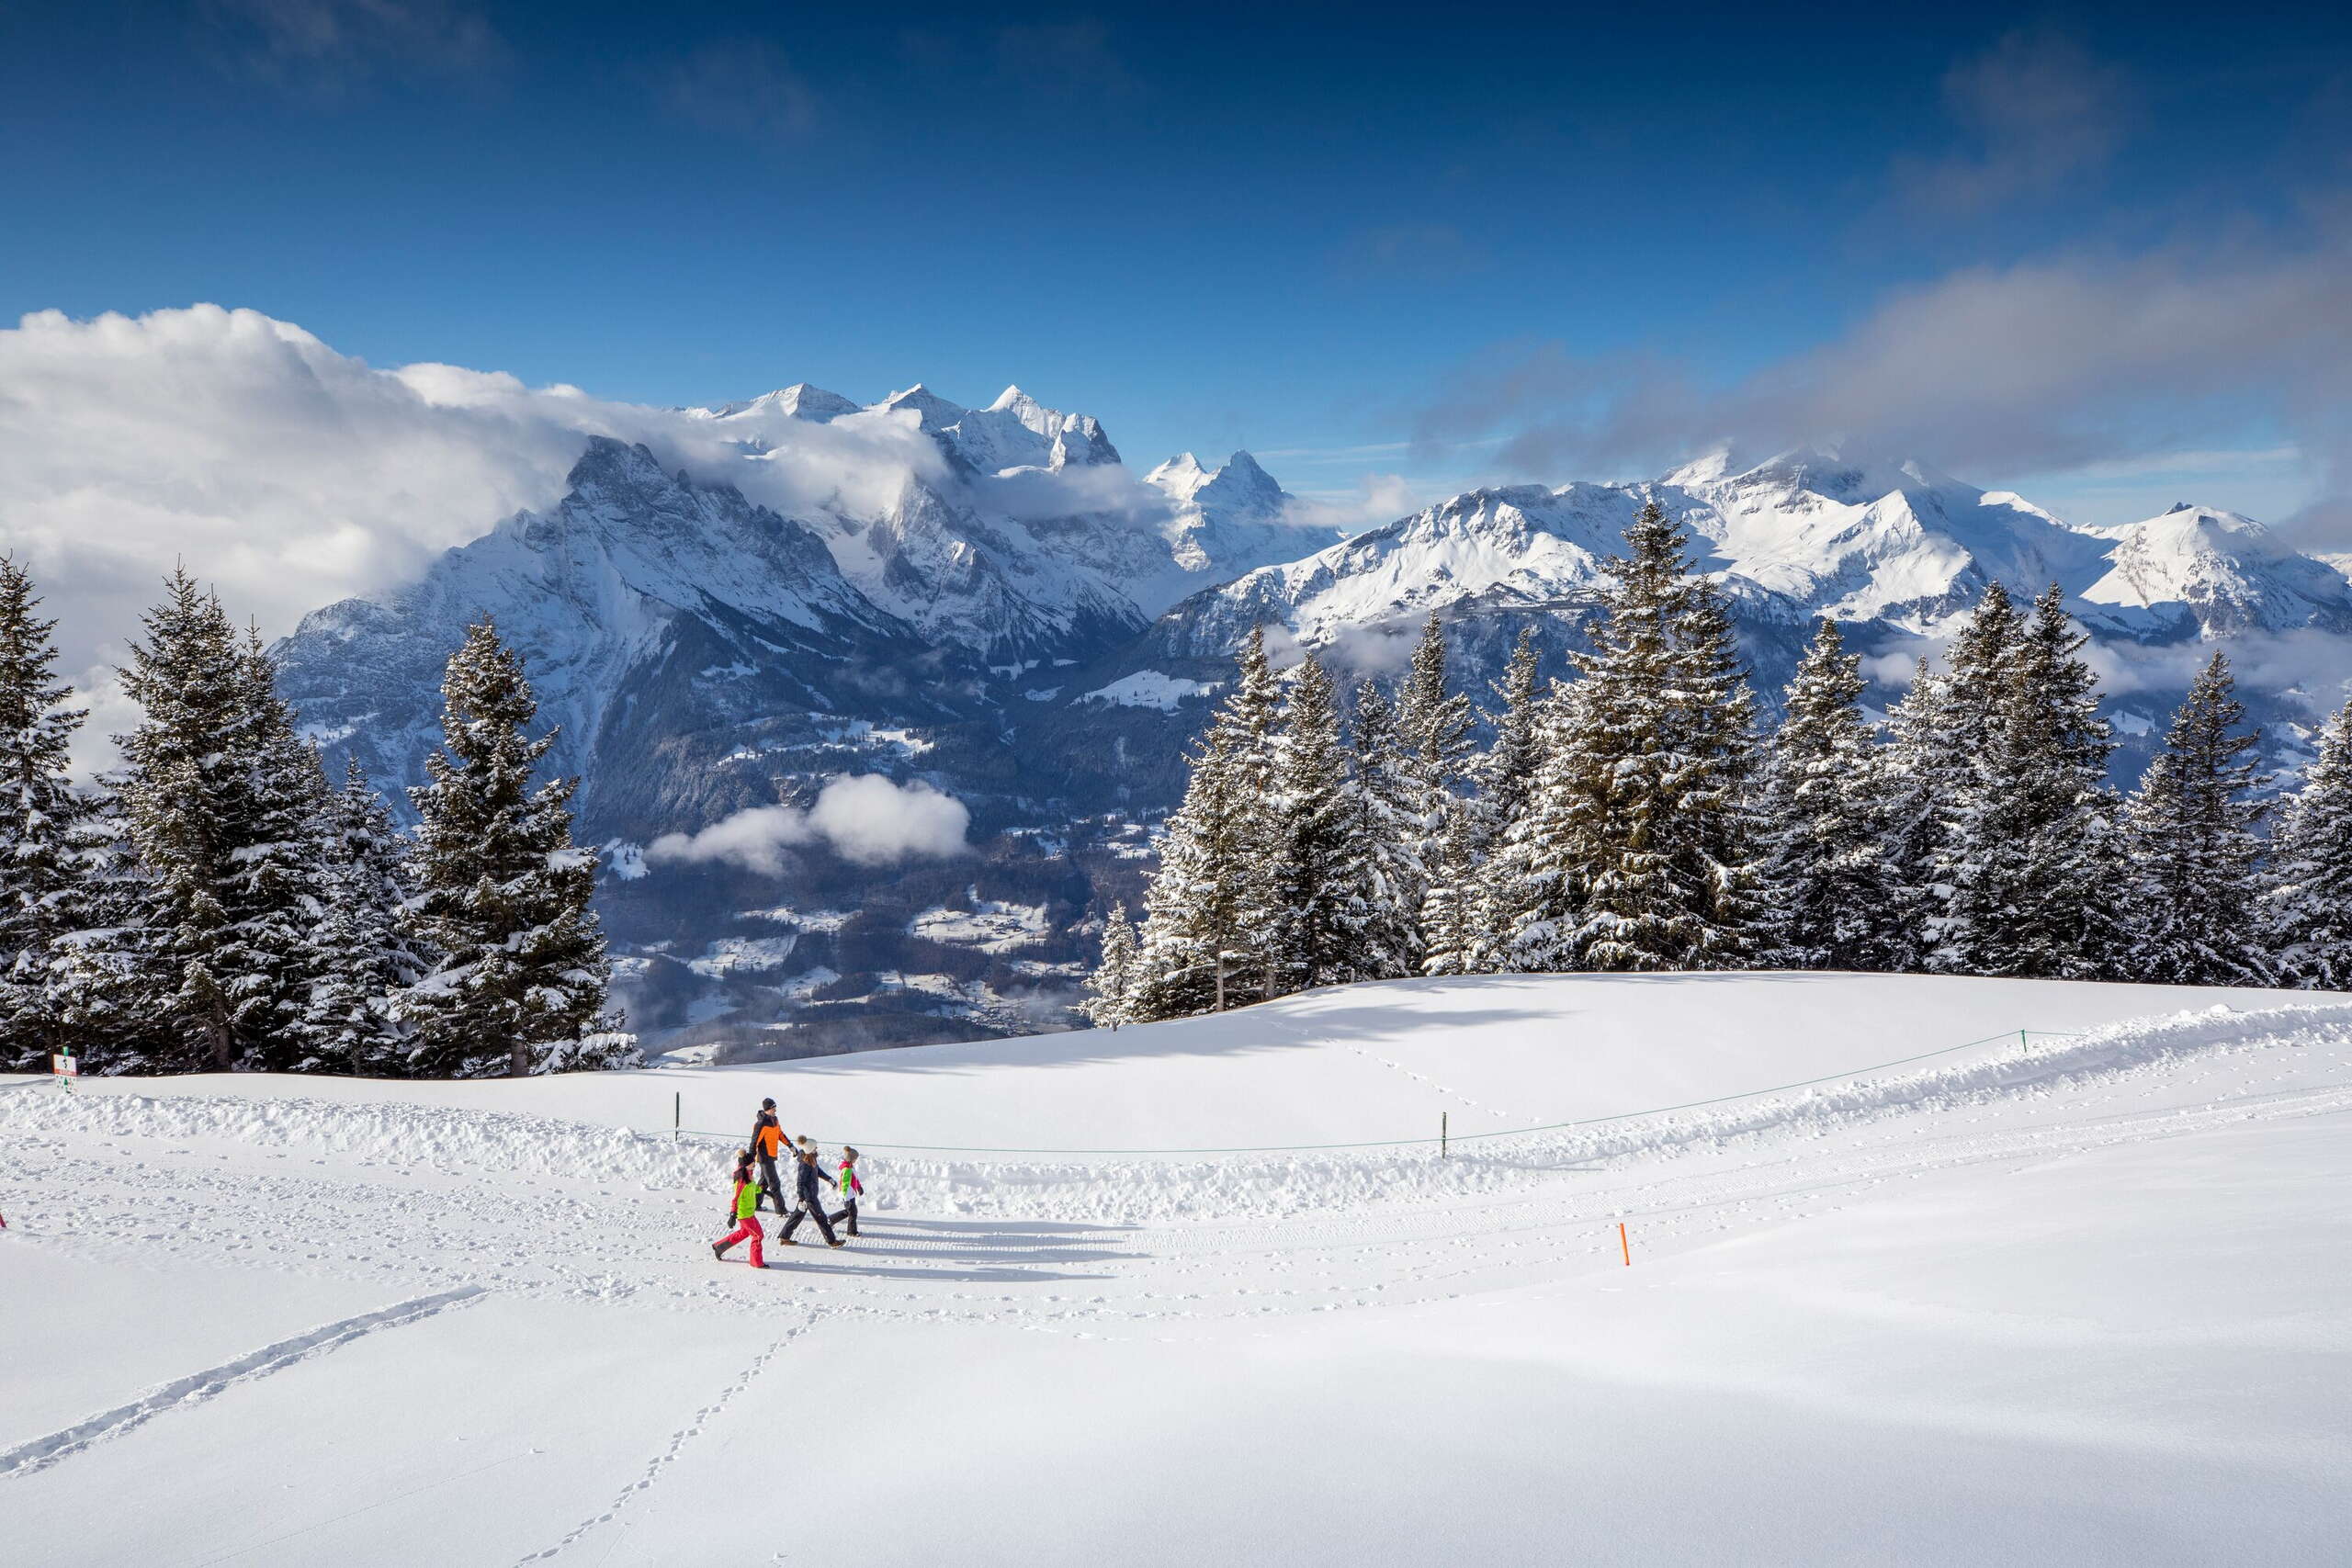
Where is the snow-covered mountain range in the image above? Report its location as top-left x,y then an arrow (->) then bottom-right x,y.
272,384 -> 2352,1055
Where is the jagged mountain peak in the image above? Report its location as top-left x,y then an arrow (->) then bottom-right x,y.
1146,449 -> 1281,510
564,434 -> 674,492
867,383 -> 1120,474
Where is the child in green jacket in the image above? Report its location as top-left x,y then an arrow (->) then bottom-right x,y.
711,1150 -> 767,1268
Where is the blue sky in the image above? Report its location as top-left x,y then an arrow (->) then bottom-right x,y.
3,1 -> 2348,525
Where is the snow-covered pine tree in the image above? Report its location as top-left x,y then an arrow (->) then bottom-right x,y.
1547,502 -> 1768,972
1273,649 -> 1374,991
1081,901 -> 1139,1028
115,570 -> 325,1070
1496,678 -> 1587,972
1398,613 -> 1476,806
1349,680 -> 1425,978
0,558 -> 96,1070
2267,695 -> 2352,988
1879,659 -> 1963,972
1942,585 -> 2128,979
1130,716 -> 1261,1018
1418,794 -> 1483,976
300,757 -> 428,1075
44,787 -> 156,1072
2119,650 -> 2271,986
1386,615 -> 1473,976
1229,627 -> 1295,1003
400,618 -> 615,1077
1127,630 -> 1287,1019
1464,628 -> 1544,972
216,627 -> 333,1071
1758,619 -> 1910,972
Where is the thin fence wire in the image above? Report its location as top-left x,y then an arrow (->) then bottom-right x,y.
674,1026 -> 2082,1159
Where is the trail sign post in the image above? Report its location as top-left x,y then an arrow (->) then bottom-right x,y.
52,1053 -> 77,1090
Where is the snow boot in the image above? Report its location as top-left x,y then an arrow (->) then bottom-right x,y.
712,1241 -> 728,1261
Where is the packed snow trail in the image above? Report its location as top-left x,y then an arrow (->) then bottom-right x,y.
5,974 -> 2349,1566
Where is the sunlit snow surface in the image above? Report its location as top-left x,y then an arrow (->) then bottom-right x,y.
5,972 -> 2349,1564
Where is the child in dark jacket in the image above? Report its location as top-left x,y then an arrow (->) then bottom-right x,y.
711,1151 -> 767,1268
777,1136 -> 843,1247
827,1146 -> 864,1238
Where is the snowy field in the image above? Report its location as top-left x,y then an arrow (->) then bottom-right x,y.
6,972 -> 2350,1565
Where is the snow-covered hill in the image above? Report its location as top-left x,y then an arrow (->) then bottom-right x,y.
7,973 -> 2349,1564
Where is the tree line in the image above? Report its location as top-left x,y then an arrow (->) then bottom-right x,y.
0,561 -> 628,1077
1087,502 -> 2352,1022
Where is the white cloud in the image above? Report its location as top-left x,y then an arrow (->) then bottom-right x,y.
0,304 -> 952,702
1410,225 -> 2352,548
1894,28 -> 2137,216
644,775 -> 970,874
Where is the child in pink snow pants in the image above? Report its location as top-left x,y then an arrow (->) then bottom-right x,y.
712,1151 -> 766,1268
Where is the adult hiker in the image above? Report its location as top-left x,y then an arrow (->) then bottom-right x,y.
748,1098 -> 786,1214
828,1146 -> 864,1239
711,1149 -> 767,1269
776,1135 -> 844,1248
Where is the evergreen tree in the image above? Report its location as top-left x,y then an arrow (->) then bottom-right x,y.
1540,502 -> 1769,972
0,558 -> 95,1069
1418,793 -> 1483,976
1128,632 -> 1286,1019
1273,650 -> 1374,990
1941,585 -> 2128,979
1758,620 -> 1910,971
1397,612 -> 1476,809
45,789 -> 157,1071
400,618 -> 613,1077
114,571 -> 325,1070
1879,659 -> 1962,971
1393,614 -> 1476,964
1081,901 -> 1139,1028
2268,695 -> 2352,988
2120,651 -> 2271,986
1130,719 -> 1261,1018
1349,681 -> 1425,978
1465,629 -> 1544,972
216,627 -> 333,1070
300,758 -> 428,1075
1496,679 -> 1587,971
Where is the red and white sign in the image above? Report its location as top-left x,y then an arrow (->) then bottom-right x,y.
51,1053 -> 77,1078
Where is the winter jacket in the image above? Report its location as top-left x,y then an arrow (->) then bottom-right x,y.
837,1160 -> 863,1201
793,1153 -> 835,1202
750,1114 -> 782,1158
731,1179 -> 759,1221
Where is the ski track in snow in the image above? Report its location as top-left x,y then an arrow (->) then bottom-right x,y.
0,1287 -> 486,1480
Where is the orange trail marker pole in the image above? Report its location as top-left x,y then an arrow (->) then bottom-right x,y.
1619,1223 -> 1631,1266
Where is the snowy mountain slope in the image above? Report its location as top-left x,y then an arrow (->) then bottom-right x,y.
1150,447 -> 2308,663
2079,502 -> 2352,636
275,436 -> 976,840
7,974 -> 2349,1565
